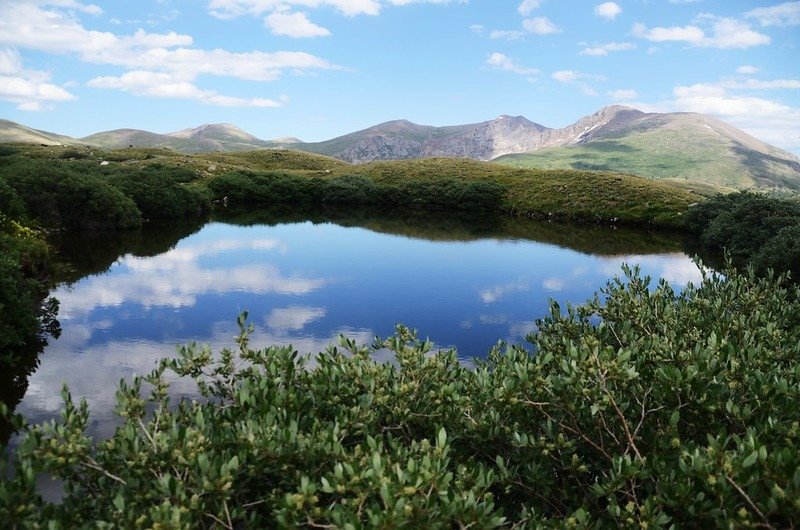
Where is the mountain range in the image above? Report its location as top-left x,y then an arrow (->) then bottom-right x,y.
2,105 -> 799,190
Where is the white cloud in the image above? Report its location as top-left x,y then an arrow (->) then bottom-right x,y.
208,0 -> 466,19
745,1 -> 800,27
0,48 -> 75,110
522,16 -> 561,34
552,70 -> 604,83
608,89 -> 638,100
736,65 -> 760,75
703,16 -> 771,49
646,82 -> 800,154
0,2 -> 338,107
209,0 -> 382,18
553,70 -> 579,83
631,17 -> 770,49
469,24 -> 484,33
517,0 -> 541,16
580,41 -> 636,56
87,71 -> 285,107
721,78 -> 800,90
265,11 -> 331,38
486,52 -> 539,75
490,30 -> 526,40
631,22 -> 705,44
595,2 -> 622,21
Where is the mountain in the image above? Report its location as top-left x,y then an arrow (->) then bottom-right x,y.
2,106 -> 799,190
0,119 -> 79,146
296,116 -> 550,163
81,123 -> 278,152
495,106 -> 800,191
166,123 -> 274,151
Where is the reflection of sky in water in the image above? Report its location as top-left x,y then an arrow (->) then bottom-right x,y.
18,221 -> 702,439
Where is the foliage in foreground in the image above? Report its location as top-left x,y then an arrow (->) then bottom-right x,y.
687,191 -> 800,277
0,213 -> 58,363
0,213 -> 60,443
3,265 -> 800,529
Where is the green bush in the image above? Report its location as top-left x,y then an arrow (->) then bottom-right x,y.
207,171 -> 319,206
0,214 -> 58,361
687,191 -> 800,277
1,161 -> 142,230
379,178 -> 506,212
321,174 -> 378,205
3,264 -> 799,528
107,172 -> 210,220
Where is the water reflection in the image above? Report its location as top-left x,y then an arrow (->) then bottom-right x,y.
13,208 -> 704,441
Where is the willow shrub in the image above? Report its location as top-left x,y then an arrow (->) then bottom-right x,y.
2,264 -> 799,528
687,192 -> 800,277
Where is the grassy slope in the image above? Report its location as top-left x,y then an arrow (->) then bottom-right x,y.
495,128 -> 800,191
2,144 -> 704,228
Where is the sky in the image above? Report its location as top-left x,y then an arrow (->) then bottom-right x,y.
0,0 -> 799,153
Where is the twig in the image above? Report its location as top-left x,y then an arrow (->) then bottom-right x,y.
725,475 -> 775,530
204,512 -> 232,529
82,458 -> 127,486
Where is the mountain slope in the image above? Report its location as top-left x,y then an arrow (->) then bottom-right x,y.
495,107 -> 800,190
0,119 -> 79,146
81,124 -> 277,152
166,123 -> 274,151
296,116 -> 550,163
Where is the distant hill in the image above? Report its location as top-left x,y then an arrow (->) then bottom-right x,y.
495,107 -> 800,191
295,116 -> 551,163
2,105 -> 799,190
0,119 -> 79,146
82,123 -> 279,153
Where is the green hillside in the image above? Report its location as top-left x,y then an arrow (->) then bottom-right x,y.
0,144 -> 707,229
495,120 -> 800,191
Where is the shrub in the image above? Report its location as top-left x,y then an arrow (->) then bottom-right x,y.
321,174 -> 378,205
107,173 -> 210,220
687,191 -> 800,277
1,161 -> 142,230
2,264 -> 799,528
207,171 -> 319,206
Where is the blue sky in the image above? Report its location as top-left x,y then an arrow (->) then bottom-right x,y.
1,0 -> 799,153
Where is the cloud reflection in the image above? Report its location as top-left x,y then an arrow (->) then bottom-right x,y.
266,306 -> 327,331
479,281 -> 530,303
53,237 -> 325,318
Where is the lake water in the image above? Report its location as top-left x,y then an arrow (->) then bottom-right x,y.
15,210 -> 703,441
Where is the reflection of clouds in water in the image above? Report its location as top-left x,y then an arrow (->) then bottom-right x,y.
125,238 -> 287,272
480,281 -> 529,303
509,321 -> 538,340
266,306 -> 327,331
599,254 -> 702,286
479,314 -> 509,325
536,254 -> 702,296
20,320 -> 375,440
55,265 -> 326,318
542,278 -> 565,292
53,237 -> 326,319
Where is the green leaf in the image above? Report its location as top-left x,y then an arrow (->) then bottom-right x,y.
743,451 -> 759,468
437,427 -> 447,448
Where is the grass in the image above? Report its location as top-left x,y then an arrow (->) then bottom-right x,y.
495,129 -> 800,192
1,144 -> 709,229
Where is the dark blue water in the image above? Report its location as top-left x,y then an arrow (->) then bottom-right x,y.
17,216 -> 701,439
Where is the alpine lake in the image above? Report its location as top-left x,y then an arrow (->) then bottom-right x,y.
8,207 -> 707,446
